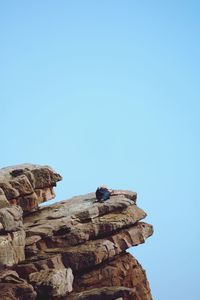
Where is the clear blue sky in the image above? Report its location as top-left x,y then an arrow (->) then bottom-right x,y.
0,1 -> 200,299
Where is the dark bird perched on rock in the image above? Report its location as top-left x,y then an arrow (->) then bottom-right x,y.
95,186 -> 111,202
95,186 -> 137,203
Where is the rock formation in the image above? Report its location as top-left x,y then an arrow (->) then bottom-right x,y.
0,164 -> 153,300
0,164 -> 62,212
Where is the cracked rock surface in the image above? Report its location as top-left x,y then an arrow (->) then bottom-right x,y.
0,164 -> 153,300
0,164 -> 62,212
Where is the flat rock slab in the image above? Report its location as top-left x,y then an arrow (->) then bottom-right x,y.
24,192 -> 136,225
24,193 -> 139,237
24,203 -> 147,252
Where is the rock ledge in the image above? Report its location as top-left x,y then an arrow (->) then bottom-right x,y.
0,164 -> 153,300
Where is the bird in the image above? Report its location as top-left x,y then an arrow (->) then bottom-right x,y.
95,185 -> 111,202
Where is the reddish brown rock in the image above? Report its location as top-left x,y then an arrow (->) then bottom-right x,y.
110,189 -> 137,201
41,222 -> 152,272
65,286 -> 136,300
0,206 -> 23,232
9,175 -> 34,196
0,164 -> 62,212
0,230 -> 25,266
29,268 -> 73,298
16,253 -> 65,280
19,191 -> 153,299
74,253 -> 152,300
0,164 -> 153,300
0,270 -> 36,300
0,188 -> 10,208
0,204 -> 25,267
24,202 -> 147,251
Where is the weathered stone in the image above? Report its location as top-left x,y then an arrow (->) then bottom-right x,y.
44,222 -> 153,272
74,253 -> 152,300
30,167 -> 62,189
17,193 -> 39,212
0,230 -> 25,266
35,187 -> 56,204
16,254 -> 65,280
0,164 -> 153,300
0,188 -> 10,208
0,270 -> 36,300
24,193 -> 136,226
29,268 -> 73,298
110,189 -> 137,202
26,220 -> 152,271
65,286 -> 136,300
24,204 -> 146,251
0,206 -> 23,232
1,164 -> 62,190
9,175 -> 34,196
18,191 -> 153,299
23,194 -> 141,237
0,164 -> 62,212
0,182 -> 19,200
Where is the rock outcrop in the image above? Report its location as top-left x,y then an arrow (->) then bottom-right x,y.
0,164 -> 62,212
0,164 -> 153,300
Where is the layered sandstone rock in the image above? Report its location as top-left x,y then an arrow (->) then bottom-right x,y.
65,286 -> 136,300
0,164 -> 62,212
73,253 -> 152,300
0,164 -> 153,300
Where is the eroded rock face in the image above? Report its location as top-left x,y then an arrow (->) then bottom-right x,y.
0,188 -> 10,208
0,164 -> 62,269
73,253 -> 152,300
20,192 -> 153,299
0,230 -> 26,266
65,286 -> 136,300
0,164 -> 62,212
0,206 -> 23,232
29,268 -> 74,298
0,164 -> 153,300
0,270 -> 36,300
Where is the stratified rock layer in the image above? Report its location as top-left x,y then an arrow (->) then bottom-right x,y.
0,164 -> 62,212
65,286 -> 136,300
73,253 -> 152,300
0,164 -> 153,300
